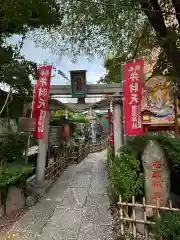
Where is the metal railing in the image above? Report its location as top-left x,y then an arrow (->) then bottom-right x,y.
118,195 -> 180,239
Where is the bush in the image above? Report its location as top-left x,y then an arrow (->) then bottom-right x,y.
0,163 -> 33,190
151,211 -> 180,239
0,130 -> 33,191
107,147 -> 143,202
0,131 -> 28,165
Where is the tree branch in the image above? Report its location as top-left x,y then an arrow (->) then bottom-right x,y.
132,22 -> 149,59
172,0 -> 180,26
0,88 -> 12,115
138,0 -> 167,39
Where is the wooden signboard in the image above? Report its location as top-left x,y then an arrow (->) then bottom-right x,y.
70,70 -> 87,98
19,117 -> 36,132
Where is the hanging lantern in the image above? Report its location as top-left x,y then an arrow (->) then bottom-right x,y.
104,113 -> 109,119
109,121 -> 114,146
64,124 -> 70,137
65,109 -> 68,119
19,117 -> 36,132
104,111 -> 113,124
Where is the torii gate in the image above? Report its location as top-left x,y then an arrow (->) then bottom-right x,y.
33,83 -> 124,194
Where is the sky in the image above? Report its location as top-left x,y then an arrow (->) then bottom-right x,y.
8,36 -> 106,103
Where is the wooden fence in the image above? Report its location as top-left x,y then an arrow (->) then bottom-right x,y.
118,195 -> 180,239
45,137 -> 109,181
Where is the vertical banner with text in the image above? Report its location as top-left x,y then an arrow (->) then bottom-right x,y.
124,59 -> 144,136
32,65 -> 52,139
70,70 -> 87,98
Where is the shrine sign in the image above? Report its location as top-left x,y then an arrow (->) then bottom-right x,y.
123,59 -> 144,136
32,65 -> 52,139
70,70 -> 87,98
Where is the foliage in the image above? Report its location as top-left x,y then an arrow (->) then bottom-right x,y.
0,0 -> 63,111
128,132 -> 180,167
0,163 -> 33,188
33,0 -> 180,97
1,0 -> 62,37
0,131 -> 29,165
151,211 -> 180,239
33,0 -> 147,59
0,89 -> 30,119
107,146 -> 143,202
51,110 -> 74,120
73,113 -> 88,123
99,21 -> 158,84
0,130 -> 33,190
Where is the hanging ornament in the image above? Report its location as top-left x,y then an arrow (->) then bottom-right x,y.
65,109 -> 68,119
104,113 -> 109,119
110,134 -> 114,145
64,124 -> 70,137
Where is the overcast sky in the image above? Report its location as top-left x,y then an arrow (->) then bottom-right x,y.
7,36 -> 106,103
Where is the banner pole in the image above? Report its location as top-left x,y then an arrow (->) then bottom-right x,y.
121,64 -> 126,146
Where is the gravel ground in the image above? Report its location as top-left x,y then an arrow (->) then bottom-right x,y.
0,207 -> 28,233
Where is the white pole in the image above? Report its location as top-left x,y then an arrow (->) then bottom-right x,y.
35,111 -> 50,185
113,99 -> 123,153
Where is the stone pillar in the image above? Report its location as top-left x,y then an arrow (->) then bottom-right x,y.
34,111 -> 50,192
91,118 -> 96,144
113,96 -> 123,153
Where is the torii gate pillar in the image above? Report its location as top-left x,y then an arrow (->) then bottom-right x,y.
113,95 -> 123,153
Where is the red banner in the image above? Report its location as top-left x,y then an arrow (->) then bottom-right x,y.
124,60 -> 144,136
32,65 -> 52,139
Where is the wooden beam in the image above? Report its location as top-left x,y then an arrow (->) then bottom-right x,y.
49,83 -> 123,96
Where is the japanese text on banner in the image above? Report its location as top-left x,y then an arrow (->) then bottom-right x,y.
32,65 -> 52,139
151,161 -> 165,205
123,60 -> 144,136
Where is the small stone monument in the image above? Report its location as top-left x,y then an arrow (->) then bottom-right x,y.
6,186 -> 25,215
142,140 -> 170,207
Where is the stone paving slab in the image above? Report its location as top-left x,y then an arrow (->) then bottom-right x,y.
85,192 -> 110,207
37,208 -> 82,240
57,187 -> 89,209
8,149 -> 113,240
10,200 -> 57,234
76,162 -> 94,175
45,181 -> 70,201
77,223 -> 113,240
70,174 -> 92,188
82,204 -> 112,225
58,165 -> 77,183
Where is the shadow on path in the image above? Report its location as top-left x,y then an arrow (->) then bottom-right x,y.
8,150 -> 113,240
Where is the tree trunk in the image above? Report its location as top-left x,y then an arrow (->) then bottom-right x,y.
138,0 -> 180,104
174,92 -> 179,136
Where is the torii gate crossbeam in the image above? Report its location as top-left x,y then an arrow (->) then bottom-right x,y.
49,83 -> 123,96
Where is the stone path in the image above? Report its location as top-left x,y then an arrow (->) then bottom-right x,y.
8,150 -> 113,240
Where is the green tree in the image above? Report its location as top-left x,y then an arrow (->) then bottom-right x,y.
0,0 -> 63,114
35,0 -> 180,100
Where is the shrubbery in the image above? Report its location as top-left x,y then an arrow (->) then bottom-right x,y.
0,131 -> 33,190
107,132 -> 180,239
152,211 -> 180,239
107,146 -> 143,202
